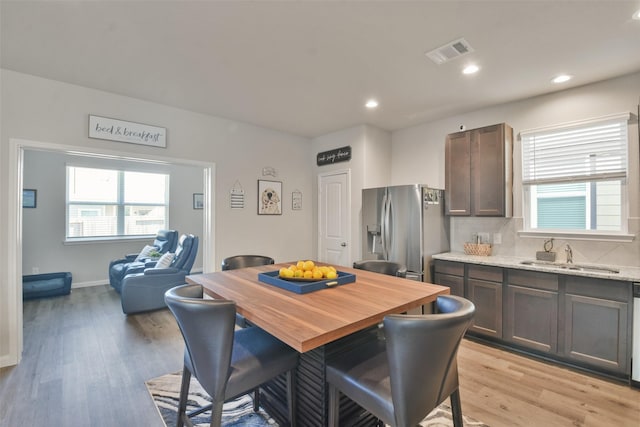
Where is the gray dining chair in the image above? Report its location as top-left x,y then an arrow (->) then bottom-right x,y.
221,255 -> 275,327
165,284 -> 298,427
326,295 -> 475,427
221,255 -> 275,271
353,260 -> 408,278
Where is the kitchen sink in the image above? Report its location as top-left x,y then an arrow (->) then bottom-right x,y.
519,260 -> 619,274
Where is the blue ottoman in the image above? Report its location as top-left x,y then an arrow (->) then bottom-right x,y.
23,272 -> 73,300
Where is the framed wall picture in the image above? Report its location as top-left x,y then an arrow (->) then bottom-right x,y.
258,180 -> 282,215
23,189 -> 37,208
292,190 -> 302,210
193,193 -> 203,209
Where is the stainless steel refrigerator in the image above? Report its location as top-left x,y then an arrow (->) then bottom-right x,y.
361,184 -> 449,282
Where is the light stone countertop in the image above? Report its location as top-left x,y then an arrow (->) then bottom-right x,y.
432,252 -> 640,282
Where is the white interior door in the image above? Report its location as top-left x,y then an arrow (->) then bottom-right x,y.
318,170 -> 351,267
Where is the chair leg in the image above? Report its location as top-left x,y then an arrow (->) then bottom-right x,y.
286,370 -> 296,427
209,400 -> 225,427
450,389 -> 463,427
328,384 -> 340,427
177,366 -> 192,427
253,387 -> 260,412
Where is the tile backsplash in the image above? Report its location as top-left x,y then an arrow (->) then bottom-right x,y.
450,217 -> 640,268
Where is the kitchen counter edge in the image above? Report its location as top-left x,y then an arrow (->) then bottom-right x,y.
432,252 -> 640,282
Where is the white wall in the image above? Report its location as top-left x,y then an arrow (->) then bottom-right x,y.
0,69 -> 314,366
311,124 -> 391,263
22,150 -> 205,285
391,71 -> 640,267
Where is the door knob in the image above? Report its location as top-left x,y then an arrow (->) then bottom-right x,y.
340,242 -> 347,247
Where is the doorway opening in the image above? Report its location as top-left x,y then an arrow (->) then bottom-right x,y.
5,137 -> 215,367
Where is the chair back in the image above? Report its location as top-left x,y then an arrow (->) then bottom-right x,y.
353,260 -> 408,278
171,234 -> 199,272
165,284 -> 236,401
383,295 -> 475,426
221,255 -> 275,270
153,229 -> 178,254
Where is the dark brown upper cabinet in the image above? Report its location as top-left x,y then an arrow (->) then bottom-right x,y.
445,123 -> 513,216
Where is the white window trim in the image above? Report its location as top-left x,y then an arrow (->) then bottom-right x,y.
520,112 -> 632,237
517,229 -> 635,243
65,165 -> 170,240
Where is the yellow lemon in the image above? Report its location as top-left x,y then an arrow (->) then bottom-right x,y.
303,270 -> 313,279
328,266 -> 336,272
297,260 -> 305,270
279,267 -> 293,278
320,266 -> 330,276
303,260 -> 315,271
326,270 -> 338,279
294,269 -> 304,278
312,269 -> 323,279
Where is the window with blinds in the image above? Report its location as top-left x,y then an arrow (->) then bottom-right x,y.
521,113 -> 629,233
66,166 -> 169,238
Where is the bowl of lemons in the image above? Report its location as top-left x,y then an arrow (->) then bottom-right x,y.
279,260 -> 338,281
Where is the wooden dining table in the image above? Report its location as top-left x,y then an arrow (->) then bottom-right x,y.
186,262 -> 450,427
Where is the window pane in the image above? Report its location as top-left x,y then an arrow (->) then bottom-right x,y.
528,180 -> 621,232
538,196 -> 586,229
594,180 -> 622,231
124,205 -> 167,235
67,166 -> 170,239
68,167 -> 118,202
68,204 -> 117,237
124,171 -> 167,203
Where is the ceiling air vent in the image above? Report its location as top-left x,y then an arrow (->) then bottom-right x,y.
425,38 -> 474,65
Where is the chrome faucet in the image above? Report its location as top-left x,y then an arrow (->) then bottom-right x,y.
565,244 -> 573,264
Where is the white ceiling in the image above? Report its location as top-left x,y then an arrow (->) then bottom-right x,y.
2,1 -> 640,138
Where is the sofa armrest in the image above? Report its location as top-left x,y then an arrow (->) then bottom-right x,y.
144,267 -> 180,275
120,271 -> 188,314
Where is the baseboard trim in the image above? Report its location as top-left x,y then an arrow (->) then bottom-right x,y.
0,353 -> 19,368
72,280 -> 108,289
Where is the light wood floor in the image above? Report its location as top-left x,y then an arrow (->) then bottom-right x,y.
1,285 -> 638,426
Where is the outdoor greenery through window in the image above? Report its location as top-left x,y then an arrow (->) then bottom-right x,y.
521,114 -> 629,233
67,166 -> 169,238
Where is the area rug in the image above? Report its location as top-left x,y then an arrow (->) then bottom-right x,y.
146,372 -> 489,427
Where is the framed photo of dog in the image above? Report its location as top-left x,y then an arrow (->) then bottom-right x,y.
258,180 -> 282,215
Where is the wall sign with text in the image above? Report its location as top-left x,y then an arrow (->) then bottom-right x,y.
89,115 -> 167,148
317,146 -> 352,166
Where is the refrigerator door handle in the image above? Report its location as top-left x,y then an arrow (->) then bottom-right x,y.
380,192 -> 387,259
383,193 -> 392,260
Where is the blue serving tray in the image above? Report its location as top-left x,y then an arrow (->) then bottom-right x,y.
258,270 -> 356,294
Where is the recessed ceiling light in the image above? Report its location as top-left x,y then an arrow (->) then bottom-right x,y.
365,99 -> 379,109
552,74 -> 572,84
462,64 -> 479,75
633,9 -> 640,20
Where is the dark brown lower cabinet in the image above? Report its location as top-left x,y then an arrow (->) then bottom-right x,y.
433,260 -> 464,297
467,265 -> 502,338
505,270 -> 558,353
432,259 -> 633,378
563,276 -> 630,374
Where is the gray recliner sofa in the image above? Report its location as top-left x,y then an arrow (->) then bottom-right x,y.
120,234 -> 198,314
109,229 -> 178,293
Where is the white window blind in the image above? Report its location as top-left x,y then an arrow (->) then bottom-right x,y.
521,114 -> 629,185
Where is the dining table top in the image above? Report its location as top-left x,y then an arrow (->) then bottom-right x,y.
186,262 -> 450,353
